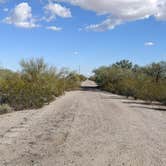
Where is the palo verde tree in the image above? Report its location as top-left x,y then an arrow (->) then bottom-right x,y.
0,58 -> 83,110
93,60 -> 166,105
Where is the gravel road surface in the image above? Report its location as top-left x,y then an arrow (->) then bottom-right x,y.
0,80 -> 166,166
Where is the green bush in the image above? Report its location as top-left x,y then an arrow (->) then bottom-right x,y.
93,60 -> 166,105
0,104 -> 12,115
0,58 -> 83,110
152,82 -> 166,104
65,72 -> 81,90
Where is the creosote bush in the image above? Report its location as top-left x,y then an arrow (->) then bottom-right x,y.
93,60 -> 166,105
0,104 -> 12,115
0,58 -> 84,111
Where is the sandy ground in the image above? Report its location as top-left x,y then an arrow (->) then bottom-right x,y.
0,80 -> 166,166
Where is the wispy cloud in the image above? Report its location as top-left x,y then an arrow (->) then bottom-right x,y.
46,26 -> 62,31
144,42 -> 155,46
44,3 -> 72,21
3,8 -> 8,12
74,51 -> 79,55
86,18 -> 122,32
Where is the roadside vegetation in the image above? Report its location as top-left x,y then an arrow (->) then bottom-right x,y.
92,60 -> 166,105
0,58 -> 86,112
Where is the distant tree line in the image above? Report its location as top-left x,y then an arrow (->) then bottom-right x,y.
0,58 -> 86,113
92,60 -> 166,105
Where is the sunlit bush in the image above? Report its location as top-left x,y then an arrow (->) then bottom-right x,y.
93,60 -> 166,105
0,58 -> 83,110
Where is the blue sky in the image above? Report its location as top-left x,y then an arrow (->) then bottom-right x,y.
0,0 -> 166,75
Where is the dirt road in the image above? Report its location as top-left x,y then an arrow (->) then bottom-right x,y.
0,80 -> 166,166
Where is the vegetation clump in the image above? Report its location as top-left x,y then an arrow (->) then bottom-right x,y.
0,104 -> 12,115
92,60 -> 166,105
0,58 -> 85,111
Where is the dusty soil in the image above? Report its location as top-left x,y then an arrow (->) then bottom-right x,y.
0,80 -> 166,166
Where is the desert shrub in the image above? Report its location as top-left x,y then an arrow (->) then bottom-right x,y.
153,82 -> 166,104
65,72 -> 81,90
0,69 -> 14,80
0,58 -> 83,110
137,80 -> 156,102
0,104 -> 12,115
78,74 -> 87,81
93,60 -> 166,105
119,78 -> 138,98
0,68 -> 52,110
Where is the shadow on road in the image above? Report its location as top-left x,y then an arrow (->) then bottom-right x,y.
80,86 -> 100,91
130,105 -> 166,112
123,100 -> 166,112
80,80 -> 100,91
123,101 -> 162,106
101,95 -> 127,100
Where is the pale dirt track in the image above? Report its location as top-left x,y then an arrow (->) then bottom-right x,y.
0,80 -> 166,166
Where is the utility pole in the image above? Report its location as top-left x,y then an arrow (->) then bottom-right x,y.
78,65 -> 80,74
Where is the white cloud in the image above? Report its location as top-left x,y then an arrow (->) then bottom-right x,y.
155,0 -> 166,20
74,51 -> 79,55
45,3 -> 72,21
4,2 -> 38,28
144,41 -> 155,46
3,8 -> 8,12
3,0 -> 166,31
86,18 -> 122,32
56,0 -> 166,31
46,26 -> 62,31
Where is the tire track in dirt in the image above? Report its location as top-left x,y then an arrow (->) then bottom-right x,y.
0,81 -> 166,166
